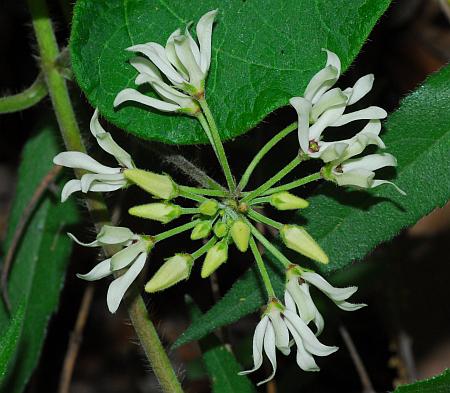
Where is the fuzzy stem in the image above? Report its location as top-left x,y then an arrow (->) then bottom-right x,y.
191,237 -> 217,260
178,188 -> 208,203
0,73 -> 48,114
238,122 -> 297,191
247,196 -> 272,206
181,207 -> 200,215
247,209 -> 283,230
198,98 -> 236,192
28,1 -> 184,391
262,172 -> 322,195
241,156 -> 302,203
154,219 -> 200,242
179,185 -> 228,198
249,237 -> 276,298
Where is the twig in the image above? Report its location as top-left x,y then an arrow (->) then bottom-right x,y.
339,325 -> 375,393
58,283 -> 95,393
397,330 -> 417,383
1,165 -> 62,311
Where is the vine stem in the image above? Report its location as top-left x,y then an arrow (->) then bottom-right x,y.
191,237 -> 217,260
154,219 -> 200,242
198,98 -> 236,193
241,156 -> 302,203
247,208 -> 283,230
261,172 -> 322,195
238,122 -> 298,191
27,1 -> 183,392
249,237 -> 276,298
0,73 -> 48,114
179,185 -> 228,198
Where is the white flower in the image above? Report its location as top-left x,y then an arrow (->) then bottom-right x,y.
70,225 -> 153,313
53,109 -> 135,202
239,300 -> 338,385
290,49 -> 387,159
285,266 -> 366,337
114,10 -> 217,114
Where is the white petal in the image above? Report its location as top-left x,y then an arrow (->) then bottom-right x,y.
284,309 -> 338,356
97,225 -> 134,245
150,79 -> 198,110
110,241 -> 147,271
60,179 -> 81,202
284,290 -> 297,313
311,88 -> 347,122
335,300 -> 367,311
289,97 -> 311,153
269,310 -> 290,355
165,29 -> 190,80
106,253 -> 147,313
128,43 -> 185,85
239,316 -> 268,375
54,151 -> 121,174
309,103 -> 346,141
130,56 -> 162,80
174,36 -> 204,89
371,180 -> 406,195
257,322 -> 277,386
80,173 -> 125,193
301,272 -> 358,302
316,141 -> 349,163
285,319 -> 320,372
335,169 -> 375,188
90,109 -> 134,169
300,284 -> 325,335
67,232 -> 99,247
343,153 -> 397,172
286,279 -> 315,323
114,88 -> 180,112
304,65 -> 339,104
88,182 -> 126,193
346,74 -> 374,106
77,258 -> 112,281
323,49 -> 341,76
185,24 -> 201,66
332,106 -> 387,127
196,9 -> 218,73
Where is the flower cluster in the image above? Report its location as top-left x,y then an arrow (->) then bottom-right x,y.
55,9 -> 404,385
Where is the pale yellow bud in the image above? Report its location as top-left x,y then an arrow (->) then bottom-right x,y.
145,254 -> 193,292
124,169 -> 178,199
213,221 -> 228,238
270,192 -> 309,210
129,203 -> 182,224
199,199 -> 219,216
191,220 -> 212,240
230,220 -> 250,252
201,240 -> 228,278
280,224 -> 329,264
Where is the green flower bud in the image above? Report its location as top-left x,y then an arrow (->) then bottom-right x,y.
280,224 -> 329,264
230,220 -> 250,252
124,168 -> 178,200
145,254 -> 193,293
199,199 -> 219,216
201,240 -> 228,278
129,203 -> 182,224
213,221 -> 228,238
191,220 -> 212,240
270,192 -> 309,210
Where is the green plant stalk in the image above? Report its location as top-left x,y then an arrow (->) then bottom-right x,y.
0,74 -> 48,114
178,188 -> 208,203
154,219 -> 200,242
191,237 -> 217,260
238,122 -> 298,191
247,209 -> 283,230
248,196 -> 272,206
198,98 -> 236,192
181,207 -> 200,215
179,185 -> 228,198
249,237 -> 276,298
262,172 -> 322,195
241,156 -> 302,203
28,1 -> 184,392
246,220 -> 291,268
197,113 -> 217,155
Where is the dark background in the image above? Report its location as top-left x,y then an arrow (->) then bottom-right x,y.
1,0 -> 449,392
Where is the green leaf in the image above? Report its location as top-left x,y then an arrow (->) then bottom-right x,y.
186,297 -> 255,393
0,125 -> 79,393
70,0 -> 391,144
394,370 -> 450,393
175,65 -> 450,346
0,304 -> 24,386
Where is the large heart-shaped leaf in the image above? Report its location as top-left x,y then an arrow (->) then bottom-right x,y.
174,65 -> 450,345
70,0 -> 391,144
394,369 -> 450,393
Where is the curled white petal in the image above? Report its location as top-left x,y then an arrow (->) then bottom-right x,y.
289,97 -> 311,153
106,253 -> 147,313
301,272 -> 358,302
332,106 -> 387,127
239,316 -> 268,375
309,104 -> 346,141
80,173 -> 126,193
110,241 -> 147,271
68,232 -> 99,247
130,56 -> 163,81
311,88 -> 347,122
60,179 -> 82,202
257,322 -> 277,386
97,225 -> 135,245
342,153 -> 397,172
54,151 -> 121,175
286,279 -> 315,323
196,9 -> 218,73
77,259 -> 112,281
372,179 -> 406,195
114,88 -> 180,112
269,309 -> 290,355
346,74 -> 374,106
174,35 -> 204,89
335,169 -> 375,188
335,301 -> 367,311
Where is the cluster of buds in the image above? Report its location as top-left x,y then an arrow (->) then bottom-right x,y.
54,9 -> 405,385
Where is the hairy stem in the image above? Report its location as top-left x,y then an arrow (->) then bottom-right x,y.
28,1 -> 183,391
154,219 -> 200,242
249,237 -> 276,298
238,122 -> 298,191
191,237 -> 217,260
198,98 -> 236,192
247,208 -> 283,230
262,172 -> 322,195
0,73 -> 48,114
179,185 -> 228,198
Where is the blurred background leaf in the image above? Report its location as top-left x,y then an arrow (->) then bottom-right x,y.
394,369 -> 450,392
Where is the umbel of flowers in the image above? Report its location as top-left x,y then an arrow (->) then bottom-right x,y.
55,9 -> 404,385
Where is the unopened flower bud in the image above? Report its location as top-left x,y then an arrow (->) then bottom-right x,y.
230,220 -> 250,252
270,192 -> 309,210
213,221 -> 228,238
191,220 -> 212,240
129,203 -> 182,224
124,168 -> 178,200
145,254 -> 193,292
280,224 -> 328,264
199,199 -> 219,216
201,240 -> 228,278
